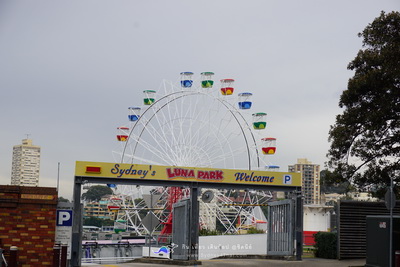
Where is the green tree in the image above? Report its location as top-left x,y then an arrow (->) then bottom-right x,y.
247,227 -> 265,234
320,169 -> 350,194
58,196 -> 70,203
83,216 -> 103,227
81,185 -> 113,201
327,11 -> 400,198
314,232 -> 337,259
83,217 -> 114,227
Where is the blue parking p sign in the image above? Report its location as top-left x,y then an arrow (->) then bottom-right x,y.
283,175 -> 292,185
56,210 -> 73,226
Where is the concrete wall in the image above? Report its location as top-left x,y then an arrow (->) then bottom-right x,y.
0,185 -> 58,266
198,234 -> 267,260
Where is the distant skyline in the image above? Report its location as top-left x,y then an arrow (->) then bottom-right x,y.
0,1 -> 399,199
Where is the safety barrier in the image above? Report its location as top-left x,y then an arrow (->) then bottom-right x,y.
81,241 -> 142,264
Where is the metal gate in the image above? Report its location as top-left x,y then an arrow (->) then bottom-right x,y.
171,199 -> 190,260
267,199 -> 295,256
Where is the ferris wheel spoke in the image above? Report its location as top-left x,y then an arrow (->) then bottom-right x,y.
122,153 -> 165,166
127,133 -> 176,165
149,99 -> 180,158
140,95 -> 198,165
138,125 -> 179,162
195,130 -> 246,167
129,121 -> 181,165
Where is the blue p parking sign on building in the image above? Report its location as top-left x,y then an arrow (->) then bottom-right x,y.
57,210 -> 73,227
283,175 -> 292,185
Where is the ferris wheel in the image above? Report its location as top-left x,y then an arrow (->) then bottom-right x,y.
111,72 -> 277,235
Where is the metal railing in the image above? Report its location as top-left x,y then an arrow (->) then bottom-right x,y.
81,234 -> 173,264
81,241 -> 142,264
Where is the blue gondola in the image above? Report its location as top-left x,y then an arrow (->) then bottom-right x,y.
180,72 -> 194,88
128,107 -> 141,122
238,92 -> 253,109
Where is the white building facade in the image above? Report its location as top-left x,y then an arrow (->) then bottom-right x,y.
11,139 -> 41,186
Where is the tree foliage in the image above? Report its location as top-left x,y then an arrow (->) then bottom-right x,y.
320,169 -> 350,194
83,217 -> 114,227
327,11 -> 400,197
314,232 -> 337,259
81,185 -> 113,201
58,196 -> 70,203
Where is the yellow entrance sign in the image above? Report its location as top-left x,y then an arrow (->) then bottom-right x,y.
75,161 -> 301,187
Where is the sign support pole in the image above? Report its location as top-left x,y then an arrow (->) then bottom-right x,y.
71,178 -> 83,267
189,187 -> 199,261
389,176 -> 393,267
295,188 -> 303,261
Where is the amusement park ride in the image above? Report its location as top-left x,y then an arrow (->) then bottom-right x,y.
108,72 -> 278,236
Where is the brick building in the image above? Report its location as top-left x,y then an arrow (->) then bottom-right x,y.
0,185 -> 58,266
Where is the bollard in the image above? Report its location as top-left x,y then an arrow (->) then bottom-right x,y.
60,244 -> 68,267
9,246 -> 18,267
53,245 -> 60,267
0,248 -> 3,267
395,250 -> 400,267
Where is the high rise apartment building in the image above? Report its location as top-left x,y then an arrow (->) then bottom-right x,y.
288,158 -> 320,204
11,139 -> 41,186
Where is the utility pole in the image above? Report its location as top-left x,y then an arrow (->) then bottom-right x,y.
389,176 -> 394,267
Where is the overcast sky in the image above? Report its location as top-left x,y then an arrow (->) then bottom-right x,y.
0,1 -> 399,200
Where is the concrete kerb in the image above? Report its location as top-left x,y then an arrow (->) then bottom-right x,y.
132,254 -> 295,264
133,257 -> 202,266
130,255 -> 300,266
214,254 -> 293,260
82,257 -> 366,267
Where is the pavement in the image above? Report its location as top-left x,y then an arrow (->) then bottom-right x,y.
82,257 -> 366,267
